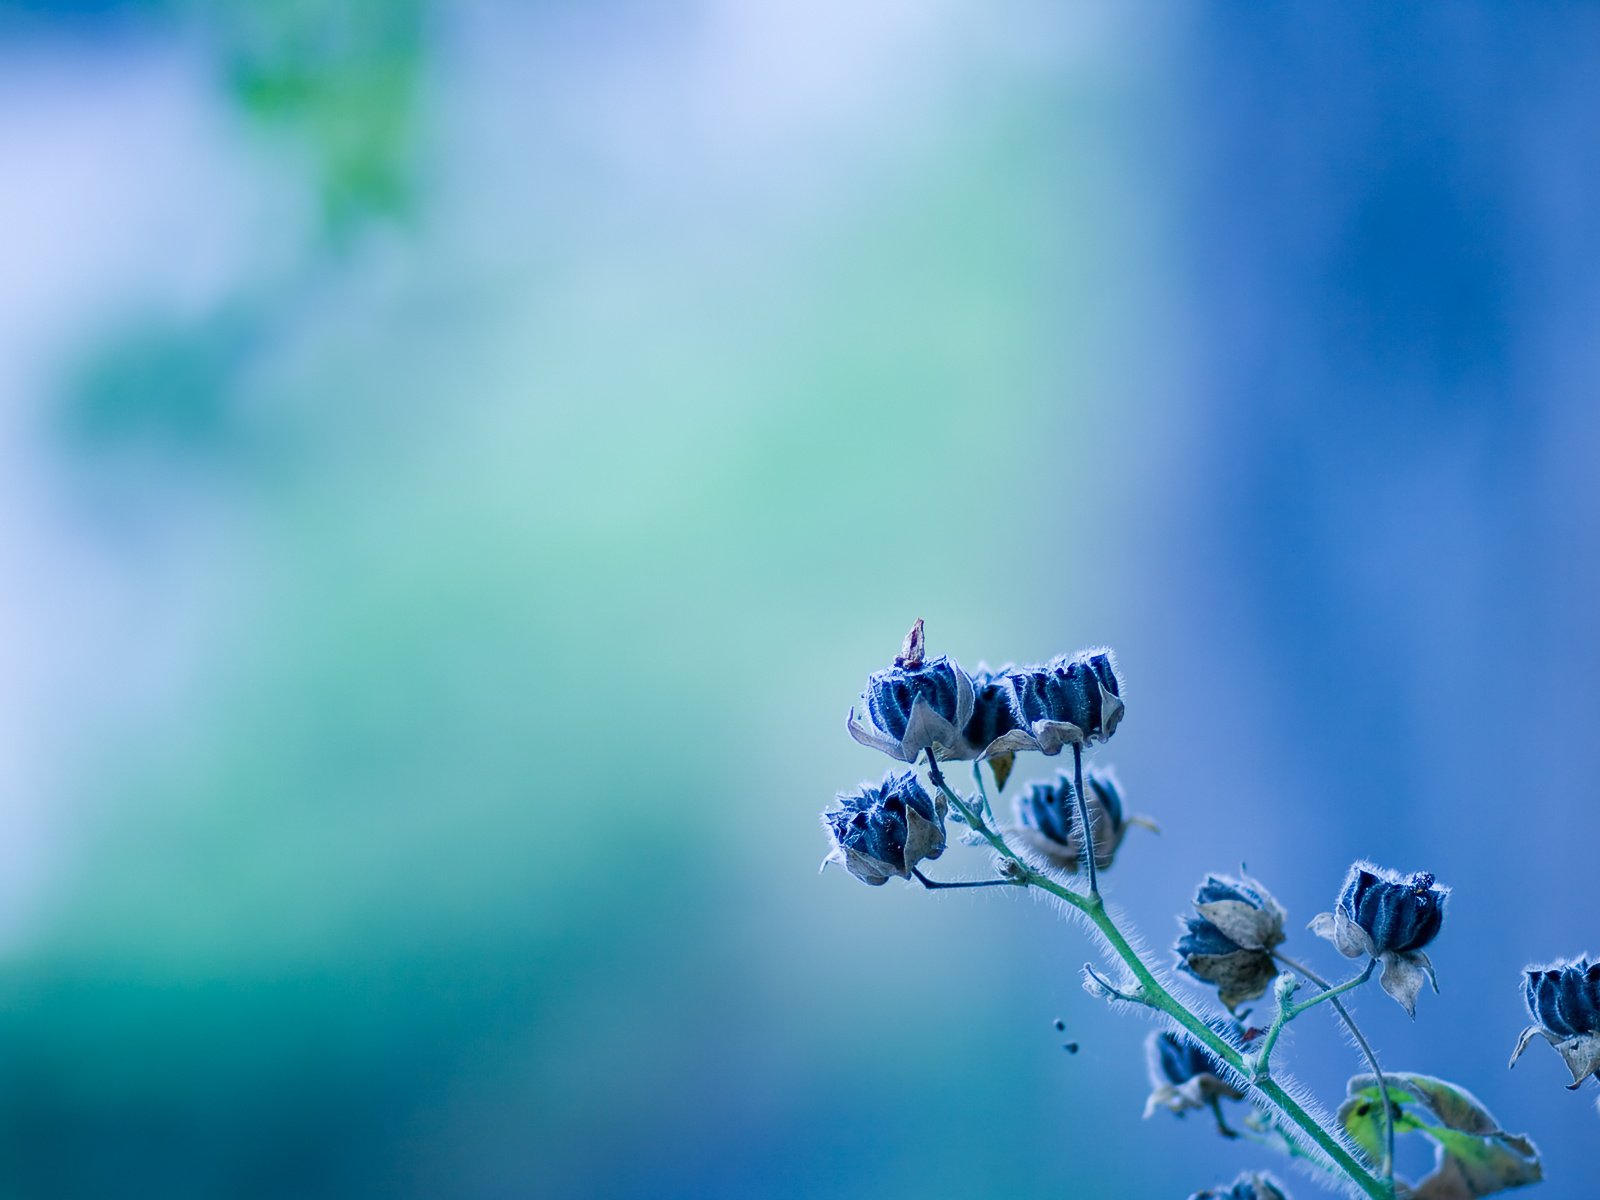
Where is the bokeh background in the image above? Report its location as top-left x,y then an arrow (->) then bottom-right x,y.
3,3 -> 1598,1197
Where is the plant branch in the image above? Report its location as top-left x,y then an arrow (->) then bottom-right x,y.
1022,868 -> 1388,1199
1255,961 -> 1375,1079
1276,951 -> 1396,1185
921,755 -> 1395,1200
915,751 -> 1391,1198
912,868 -> 1022,891
1072,742 -> 1099,898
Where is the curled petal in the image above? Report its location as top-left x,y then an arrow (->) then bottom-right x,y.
1144,1071 -> 1246,1118
1183,947 -> 1278,1010
1553,1032 -> 1600,1089
1508,1025 -> 1545,1070
900,802 -> 946,874
973,729 -> 1041,759
1027,718 -> 1087,755
1378,951 -> 1431,1018
832,844 -> 898,886
1196,897 -> 1285,954
846,708 -> 908,760
900,694 -> 970,762
1311,910 -> 1375,959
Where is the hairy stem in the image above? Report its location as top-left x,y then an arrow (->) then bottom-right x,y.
1277,951 -> 1396,1185
1255,961 -> 1375,1078
920,751 -> 1392,1200
1072,742 -> 1099,898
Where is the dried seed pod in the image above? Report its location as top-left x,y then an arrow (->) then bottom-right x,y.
1311,862 -> 1448,1017
1510,956 -> 1600,1088
1003,648 -> 1125,754
820,771 -> 948,887
1143,1030 -> 1245,1119
1011,766 -> 1149,873
847,623 -> 976,763
1176,874 -> 1286,1011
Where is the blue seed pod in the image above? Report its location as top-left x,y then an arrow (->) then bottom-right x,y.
1525,959 -> 1600,1039
1003,648 -> 1124,754
960,665 -> 1032,760
1011,766 -> 1148,872
1143,1029 -> 1245,1118
1312,862 -> 1449,1017
821,771 -> 947,887
1154,1030 -> 1215,1087
1338,865 -> 1446,955
847,623 -> 976,762
1188,1173 -> 1291,1200
1511,955 -> 1600,1088
1176,873 -> 1286,1010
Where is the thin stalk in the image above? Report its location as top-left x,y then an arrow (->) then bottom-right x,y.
1024,870 -> 1390,1200
1072,742 -> 1099,898
912,868 -> 1022,891
1255,961 -> 1375,1076
1277,951 -> 1396,1186
919,750 -> 1390,1197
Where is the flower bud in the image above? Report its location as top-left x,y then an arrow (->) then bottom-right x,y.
1311,862 -> 1448,1017
1176,874 -> 1286,1011
1011,766 -> 1147,872
1188,1173 -> 1291,1200
1509,956 -> 1600,1089
820,771 -> 947,886
847,624 -> 976,763
1003,648 -> 1124,754
1143,1030 -> 1245,1119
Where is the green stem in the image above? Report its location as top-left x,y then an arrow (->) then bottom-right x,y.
1072,742 -> 1099,898
1024,871 -> 1389,1199
1256,961 -> 1375,1078
1276,951 -> 1396,1186
919,752 -> 1389,1197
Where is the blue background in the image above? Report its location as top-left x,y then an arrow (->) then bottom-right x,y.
1,3 -> 1596,1197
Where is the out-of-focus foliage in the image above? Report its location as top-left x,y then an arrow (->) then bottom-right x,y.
5,3 -> 1600,1199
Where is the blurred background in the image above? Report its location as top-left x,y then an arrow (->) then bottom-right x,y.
2,2 -> 1598,1197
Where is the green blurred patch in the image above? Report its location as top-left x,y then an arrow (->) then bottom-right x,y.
57,307 -> 257,452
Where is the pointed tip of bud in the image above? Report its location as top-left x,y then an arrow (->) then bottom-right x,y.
895,618 -> 926,668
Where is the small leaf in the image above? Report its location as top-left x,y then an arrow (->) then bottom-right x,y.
1346,1073 -> 1496,1136
1337,1074 -> 1542,1199
988,752 -> 1015,792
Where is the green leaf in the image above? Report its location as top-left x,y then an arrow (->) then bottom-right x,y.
1336,1073 -> 1541,1199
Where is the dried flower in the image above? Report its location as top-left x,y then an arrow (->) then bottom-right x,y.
1003,648 -> 1125,754
1188,1173 -> 1291,1200
1311,862 -> 1448,1017
821,771 -> 947,886
959,663 -> 1035,761
1509,956 -> 1600,1089
1176,874 -> 1286,1011
847,622 -> 975,763
1143,1030 -> 1246,1119
1011,766 -> 1149,872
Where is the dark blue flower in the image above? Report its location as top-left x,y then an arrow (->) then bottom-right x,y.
1510,956 -> 1600,1088
959,664 -> 1034,761
1143,1030 -> 1245,1118
1338,865 -> 1445,955
1188,1173 -> 1290,1200
847,623 -> 975,762
1312,862 -> 1449,1016
1003,648 -> 1124,754
821,771 -> 947,886
1011,766 -> 1152,872
1176,874 -> 1286,1010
